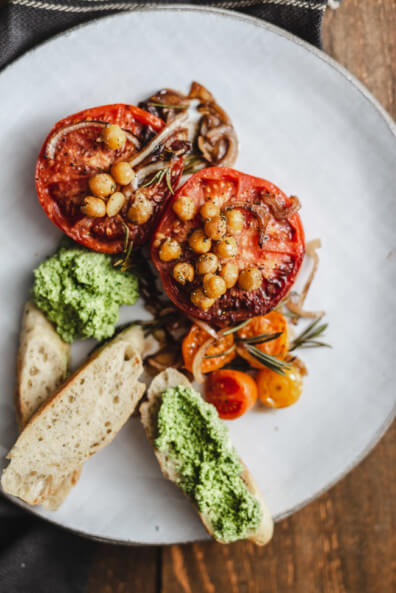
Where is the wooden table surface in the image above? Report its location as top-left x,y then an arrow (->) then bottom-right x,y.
87,2 -> 396,592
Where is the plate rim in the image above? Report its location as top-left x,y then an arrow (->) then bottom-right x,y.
1,4 -> 395,546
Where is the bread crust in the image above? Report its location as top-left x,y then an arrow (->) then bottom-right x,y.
140,369 -> 273,545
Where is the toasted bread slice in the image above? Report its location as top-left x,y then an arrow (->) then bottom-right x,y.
140,369 -> 273,545
15,302 -> 79,510
16,302 -> 70,427
2,331 -> 145,506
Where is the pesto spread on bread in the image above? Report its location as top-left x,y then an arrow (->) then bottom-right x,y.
155,385 -> 262,542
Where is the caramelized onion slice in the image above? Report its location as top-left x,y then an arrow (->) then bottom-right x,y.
128,113 -> 189,169
286,238 -> 324,321
45,121 -> 140,159
260,192 -> 301,220
226,201 -> 270,247
187,316 -> 219,340
191,336 -> 214,384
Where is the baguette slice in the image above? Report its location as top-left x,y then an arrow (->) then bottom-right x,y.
140,369 -> 274,545
2,331 -> 145,506
16,302 -> 70,427
15,302 -> 80,510
44,325 -> 145,510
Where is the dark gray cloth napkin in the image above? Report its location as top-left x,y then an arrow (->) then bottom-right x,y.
0,1 -> 330,592
1,0 -> 329,71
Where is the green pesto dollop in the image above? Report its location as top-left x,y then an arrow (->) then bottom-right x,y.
155,386 -> 262,543
32,245 -> 139,343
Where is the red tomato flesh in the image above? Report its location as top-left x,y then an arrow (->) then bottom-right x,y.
151,167 -> 305,323
35,104 -> 182,253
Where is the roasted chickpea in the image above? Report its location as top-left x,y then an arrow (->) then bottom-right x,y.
196,253 -> 218,275
110,161 -> 135,186
226,209 -> 244,234
159,239 -> 182,262
127,193 -> 153,225
238,267 -> 262,291
203,274 -> 227,299
173,262 -> 194,285
101,124 -> 126,150
204,215 -> 227,241
88,173 -> 116,199
220,262 -> 239,288
215,236 -> 238,259
188,229 -> 212,254
190,288 -> 215,311
81,196 -> 106,218
106,192 -> 125,217
172,195 -> 196,221
200,200 -> 220,220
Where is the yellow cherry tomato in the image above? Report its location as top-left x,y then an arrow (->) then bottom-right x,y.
256,365 -> 303,408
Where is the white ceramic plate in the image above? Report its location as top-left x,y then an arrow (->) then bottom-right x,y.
0,7 -> 395,545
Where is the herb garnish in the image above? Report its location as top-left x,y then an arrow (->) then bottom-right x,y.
113,223 -> 134,272
289,319 -> 330,351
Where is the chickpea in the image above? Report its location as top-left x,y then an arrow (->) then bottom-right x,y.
200,200 -> 220,220
88,173 -> 116,199
190,288 -> 215,311
110,161 -> 135,186
101,124 -> 126,150
80,196 -> 106,218
226,209 -> 244,234
220,262 -> 239,288
159,239 -> 182,262
215,236 -> 238,259
173,262 -> 194,285
127,193 -> 153,225
172,195 -> 196,221
203,274 -> 227,299
188,229 -> 212,254
238,267 -> 262,291
106,192 -> 125,217
196,253 -> 218,275
204,215 -> 227,241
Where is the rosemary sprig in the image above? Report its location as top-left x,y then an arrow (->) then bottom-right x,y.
140,168 -> 166,188
244,344 -> 291,376
147,102 -> 188,110
113,223 -> 134,272
221,320 -> 249,336
289,319 -> 331,352
239,331 -> 283,345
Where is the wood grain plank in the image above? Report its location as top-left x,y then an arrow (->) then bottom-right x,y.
323,0 -> 396,117
86,545 -> 159,593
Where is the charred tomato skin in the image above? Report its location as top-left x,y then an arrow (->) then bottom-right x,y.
35,104 -> 182,254
151,167 -> 305,324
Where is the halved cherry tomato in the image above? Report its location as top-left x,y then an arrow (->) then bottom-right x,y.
182,324 -> 236,374
35,104 -> 183,253
151,167 -> 305,323
205,369 -> 257,420
236,312 -> 289,369
256,365 -> 303,408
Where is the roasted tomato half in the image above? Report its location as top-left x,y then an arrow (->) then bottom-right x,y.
151,167 -> 305,324
35,104 -> 184,253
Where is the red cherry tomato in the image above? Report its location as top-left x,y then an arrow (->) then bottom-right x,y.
151,167 -> 305,323
205,369 -> 258,420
